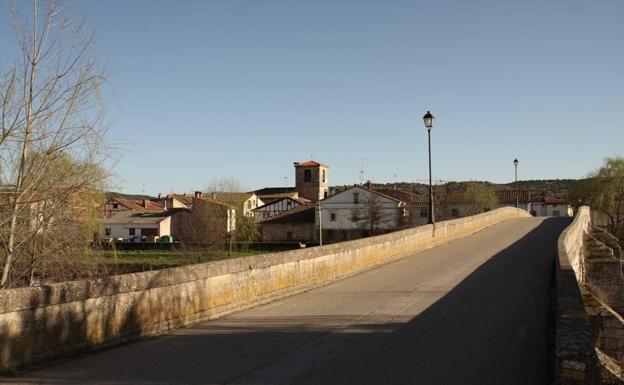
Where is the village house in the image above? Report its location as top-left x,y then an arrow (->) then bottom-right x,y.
376,187 -> 429,226
101,210 -> 173,242
210,192 -> 263,217
318,185 -> 408,242
528,193 -> 573,217
256,160 -> 326,242
102,197 -> 162,218
101,191 -> 236,243
258,205 -> 316,243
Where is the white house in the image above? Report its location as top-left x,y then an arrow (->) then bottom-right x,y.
318,186 -> 407,242
101,211 -> 172,242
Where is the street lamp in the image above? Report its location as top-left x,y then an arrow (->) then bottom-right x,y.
423,111 -> 435,224
513,158 -> 519,208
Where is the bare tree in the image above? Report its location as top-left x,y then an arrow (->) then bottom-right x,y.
352,193 -> 396,235
0,1 -> 109,288
205,177 -> 245,194
175,201 -> 229,263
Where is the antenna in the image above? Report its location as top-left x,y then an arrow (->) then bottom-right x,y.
359,158 -> 366,185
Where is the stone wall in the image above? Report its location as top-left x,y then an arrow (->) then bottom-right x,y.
557,206 -> 624,384
556,206 -> 599,384
0,207 -> 530,373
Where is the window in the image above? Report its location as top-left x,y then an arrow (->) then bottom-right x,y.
286,231 -> 293,241
352,211 -> 359,221
247,201 -> 251,209
304,169 -> 312,182
105,228 -> 111,236
128,228 -> 136,236
353,192 -> 359,203
324,190 -> 328,198
322,170 -> 326,183
451,208 -> 459,217
112,203 -> 118,209
330,213 -> 336,221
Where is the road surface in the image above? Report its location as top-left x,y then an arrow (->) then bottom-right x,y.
1,217 -> 570,385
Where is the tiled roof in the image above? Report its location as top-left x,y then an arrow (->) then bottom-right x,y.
376,188 -> 428,204
112,198 -> 163,212
258,204 -> 315,223
103,210 -> 172,225
252,187 -> 297,196
211,192 -> 255,202
295,160 -> 329,168
324,186 -> 406,205
258,192 -> 300,203
495,190 -> 532,204
253,196 -> 311,211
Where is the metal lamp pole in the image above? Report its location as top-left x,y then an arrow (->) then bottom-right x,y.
318,201 -> 323,246
423,111 -> 435,224
514,158 -> 519,208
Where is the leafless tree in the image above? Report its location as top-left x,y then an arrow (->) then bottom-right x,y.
352,193 -> 396,235
0,1 -> 110,288
175,201 -> 229,263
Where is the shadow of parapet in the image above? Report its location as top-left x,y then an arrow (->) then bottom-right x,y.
0,217 -> 566,385
0,207 -> 530,374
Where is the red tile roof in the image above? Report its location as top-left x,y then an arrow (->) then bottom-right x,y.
295,160 -> 328,168
258,204 -> 315,223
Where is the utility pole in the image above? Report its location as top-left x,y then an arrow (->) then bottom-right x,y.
317,201 -> 323,246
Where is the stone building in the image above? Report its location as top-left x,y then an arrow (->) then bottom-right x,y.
294,160 -> 329,202
259,205 -> 316,243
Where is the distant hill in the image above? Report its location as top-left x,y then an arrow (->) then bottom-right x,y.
106,191 -> 156,201
338,179 -> 581,196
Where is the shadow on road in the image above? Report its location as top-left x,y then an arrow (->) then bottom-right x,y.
1,217 -> 571,385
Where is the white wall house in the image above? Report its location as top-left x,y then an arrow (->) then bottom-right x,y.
101,211 -> 172,241
529,202 -> 573,217
318,186 -> 407,242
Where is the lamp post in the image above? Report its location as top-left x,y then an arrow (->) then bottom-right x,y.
423,111 -> 435,224
513,158 -> 519,208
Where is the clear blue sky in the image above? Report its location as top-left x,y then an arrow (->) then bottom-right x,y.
1,0 -> 623,194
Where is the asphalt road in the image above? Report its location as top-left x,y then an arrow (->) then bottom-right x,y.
1,217 -> 570,385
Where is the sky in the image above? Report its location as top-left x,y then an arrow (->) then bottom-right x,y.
1,0 -> 623,194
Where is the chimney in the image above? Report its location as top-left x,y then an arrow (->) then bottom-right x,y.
293,162 -> 300,167
194,191 -> 203,199
163,199 -> 168,210
366,180 -> 372,190
143,199 -> 148,208
158,192 -> 162,199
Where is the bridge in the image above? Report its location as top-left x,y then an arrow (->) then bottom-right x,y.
1,210 -> 576,385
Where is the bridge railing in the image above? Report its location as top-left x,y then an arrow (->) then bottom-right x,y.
555,206 -> 599,384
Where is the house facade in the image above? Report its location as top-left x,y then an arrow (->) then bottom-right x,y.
318,186 -> 407,242
101,211 -> 172,242
259,205 -> 316,243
